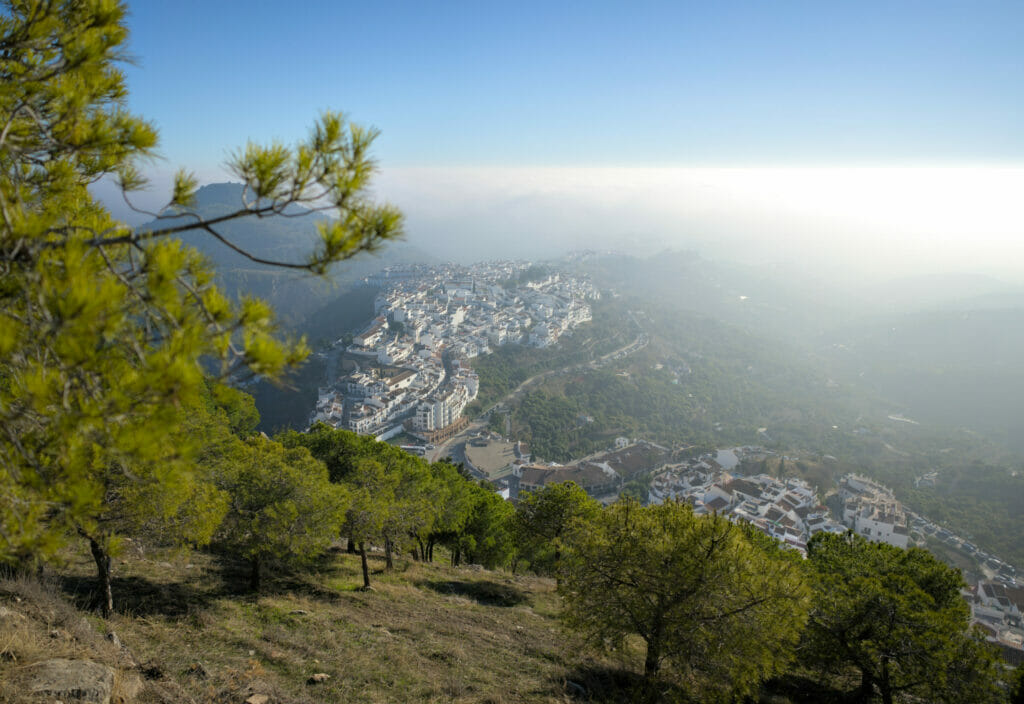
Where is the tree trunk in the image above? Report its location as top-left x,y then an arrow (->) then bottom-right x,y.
643,635 -> 662,677
427,539 -> 434,562
452,546 -> 461,567
249,557 -> 260,592
346,536 -> 357,554
554,547 -> 562,588
417,538 -> 426,561
88,537 -> 114,618
857,668 -> 875,703
359,542 -> 371,589
879,659 -> 893,704
384,537 -> 394,570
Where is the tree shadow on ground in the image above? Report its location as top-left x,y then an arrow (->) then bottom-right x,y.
759,673 -> 851,704
57,573 -> 223,618
56,547 -> 399,618
416,579 -> 530,607
215,546 -> 401,601
555,664 -> 691,703
56,550 -> 337,617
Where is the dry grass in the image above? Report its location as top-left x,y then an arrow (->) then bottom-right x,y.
0,545 -> 646,703
0,573 -> 145,703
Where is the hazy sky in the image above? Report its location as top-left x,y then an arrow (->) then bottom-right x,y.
109,1 -> 1024,279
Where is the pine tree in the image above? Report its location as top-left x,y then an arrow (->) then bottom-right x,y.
514,481 -> 599,577
804,532 -> 1003,704
560,499 -> 810,700
215,437 -> 349,592
0,0 -> 402,612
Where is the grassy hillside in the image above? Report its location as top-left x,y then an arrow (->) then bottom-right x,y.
0,547 -> 644,704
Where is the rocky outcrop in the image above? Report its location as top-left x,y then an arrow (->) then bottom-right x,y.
20,658 -> 115,703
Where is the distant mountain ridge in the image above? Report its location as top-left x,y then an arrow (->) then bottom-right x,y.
139,182 -> 436,329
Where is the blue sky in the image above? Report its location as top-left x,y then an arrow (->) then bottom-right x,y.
124,1 -> 1023,170
111,2 -> 1024,279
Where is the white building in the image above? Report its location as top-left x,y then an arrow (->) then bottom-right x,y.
839,474 -> 910,548
412,384 -> 470,432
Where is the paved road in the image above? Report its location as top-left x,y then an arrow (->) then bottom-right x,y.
426,328 -> 648,463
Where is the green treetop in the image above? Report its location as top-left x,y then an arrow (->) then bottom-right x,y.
454,484 -> 515,570
804,531 -> 1002,704
514,481 -> 599,577
342,456 -> 399,590
559,499 -> 810,701
215,436 -> 349,592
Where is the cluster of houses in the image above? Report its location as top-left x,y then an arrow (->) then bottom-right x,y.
310,261 -> 597,439
837,475 -> 1020,587
370,262 -> 597,356
970,580 -> 1024,665
464,437 -> 851,556
907,498 -> 1018,587
647,451 -> 846,553
837,474 -> 911,548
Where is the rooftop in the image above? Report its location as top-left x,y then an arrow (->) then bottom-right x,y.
464,440 -> 517,479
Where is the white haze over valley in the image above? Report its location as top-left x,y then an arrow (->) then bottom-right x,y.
97,166 -> 1024,286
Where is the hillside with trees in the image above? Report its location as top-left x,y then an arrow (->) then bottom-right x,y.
0,3 -> 1019,703
485,298 -> 1024,568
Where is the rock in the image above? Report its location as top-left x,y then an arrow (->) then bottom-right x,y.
22,658 -> 115,703
307,673 -> 330,684
106,632 -> 121,649
289,609 -> 309,615
245,695 -> 269,704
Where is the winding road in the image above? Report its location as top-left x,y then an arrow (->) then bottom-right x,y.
426,324 -> 648,463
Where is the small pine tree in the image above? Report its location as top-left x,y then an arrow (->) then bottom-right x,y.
215,437 -> 349,592
560,499 -> 810,700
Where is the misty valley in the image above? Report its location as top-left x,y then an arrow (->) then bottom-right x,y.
4,2 -> 1024,703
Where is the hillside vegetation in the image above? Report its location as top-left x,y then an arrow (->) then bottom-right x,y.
1,550 -> 617,704
0,5 -> 1017,702
485,299 -> 1024,568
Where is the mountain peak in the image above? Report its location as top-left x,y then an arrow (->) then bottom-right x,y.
192,181 -> 246,206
